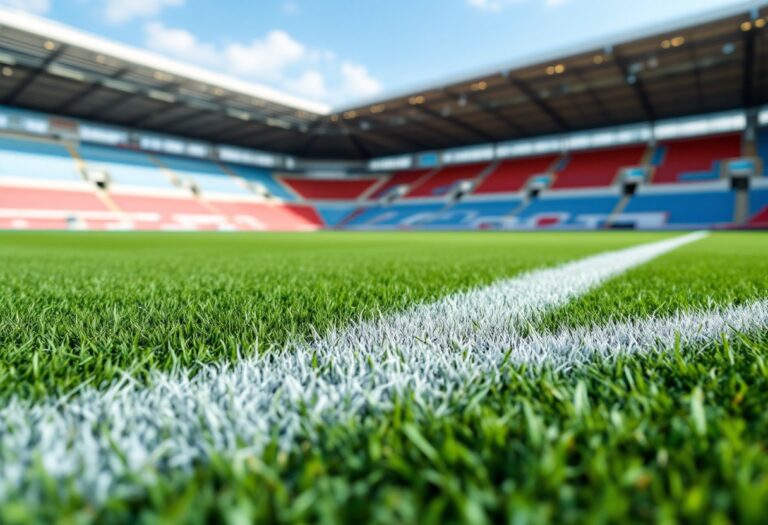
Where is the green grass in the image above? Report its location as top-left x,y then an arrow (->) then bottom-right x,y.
537,232 -> 768,332
0,230 -> 767,524
0,231 -> 666,400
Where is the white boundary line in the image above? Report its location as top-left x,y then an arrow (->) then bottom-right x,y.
6,231 -> 763,505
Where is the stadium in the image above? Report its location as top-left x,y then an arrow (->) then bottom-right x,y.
0,0 -> 767,522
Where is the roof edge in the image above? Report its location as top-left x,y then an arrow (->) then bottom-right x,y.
330,0 -> 768,113
0,7 -> 332,115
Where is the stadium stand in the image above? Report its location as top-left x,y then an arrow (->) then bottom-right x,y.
314,205 -> 362,227
204,199 -> 322,231
748,182 -> 768,228
551,145 -> 646,189
346,203 -> 444,228
0,111 -> 765,232
651,134 -> 742,184
109,191 -> 223,230
280,176 -> 379,200
0,136 -> 81,181
474,156 -> 557,194
224,164 -> 296,201
515,193 -> 620,228
154,155 -> 251,195
623,185 -> 735,228
405,163 -> 488,198
420,199 -> 524,228
368,170 -> 431,200
758,128 -> 768,175
78,144 -> 173,188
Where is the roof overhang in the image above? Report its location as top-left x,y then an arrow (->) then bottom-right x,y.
0,1 -> 766,159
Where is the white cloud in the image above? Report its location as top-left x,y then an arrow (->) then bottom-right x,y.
104,0 -> 184,24
144,22 -> 218,65
286,70 -> 327,98
143,23 -> 381,103
224,30 -> 305,78
340,61 -> 382,99
0,0 -> 50,14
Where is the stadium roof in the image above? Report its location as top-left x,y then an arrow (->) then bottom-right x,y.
0,1 -> 766,160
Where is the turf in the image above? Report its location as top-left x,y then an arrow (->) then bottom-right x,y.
0,231 -> 666,399
0,230 -> 767,524
537,232 -> 768,332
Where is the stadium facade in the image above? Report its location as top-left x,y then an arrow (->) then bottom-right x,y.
0,1 -> 767,231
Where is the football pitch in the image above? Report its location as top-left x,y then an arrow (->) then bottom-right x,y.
0,231 -> 767,523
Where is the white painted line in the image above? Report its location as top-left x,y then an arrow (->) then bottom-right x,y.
0,232 -> 727,503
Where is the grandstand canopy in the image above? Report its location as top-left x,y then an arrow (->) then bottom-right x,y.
0,1 -> 766,160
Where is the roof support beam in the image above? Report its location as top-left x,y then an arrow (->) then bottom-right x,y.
573,70 -> 613,123
215,125 -> 287,145
413,104 -> 497,142
53,67 -> 130,114
80,79 -> 178,120
3,46 -> 66,104
126,102 -> 192,129
356,128 -> 433,152
444,89 -> 529,136
508,77 -> 571,131
346,132 -> 374,159
741,25 -> 756,107
613,54 -> 656,122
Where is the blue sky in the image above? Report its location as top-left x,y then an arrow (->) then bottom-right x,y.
0,0 -> 751,106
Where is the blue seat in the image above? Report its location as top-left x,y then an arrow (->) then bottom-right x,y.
79,144 -> 172,188
758,128 -> 768,176
625,191 -> 734,226
158,155 -> 250,195
0,136 -> 80,181
516,195 -> 619,227
422,200 -> 522,227
749,188 -> 768,217
315,205 -> 360,227
224,164 -> 296,201
347,203 -> 443,227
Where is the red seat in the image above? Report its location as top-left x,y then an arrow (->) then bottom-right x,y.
369,170 -> 432,200
111,194 -> 212,218
208,200 -> 323,230
748,206 -> 768,227
551,145 -> 646,189
652,134 -> 742,184
0,185 -> 109,212
406,163 -> 488,198
281,177 -> 378,200
475,156 -> 557,194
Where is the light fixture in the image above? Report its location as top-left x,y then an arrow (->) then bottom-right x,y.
546,64 -> 566,75
593,55 -> 604,65
370,104 -> 385,113
661,39 -> 671,49
43,40 -> 56,51
670,36 -> 685,47
1,66 -> 13,77
343,110 -> 357,119
740,21 -> 752,32
755,18 -> 766,28
408,95 -> 425,105
470,81 -> 487,91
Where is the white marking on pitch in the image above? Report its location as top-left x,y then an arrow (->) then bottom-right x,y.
6,231 -> 764,505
